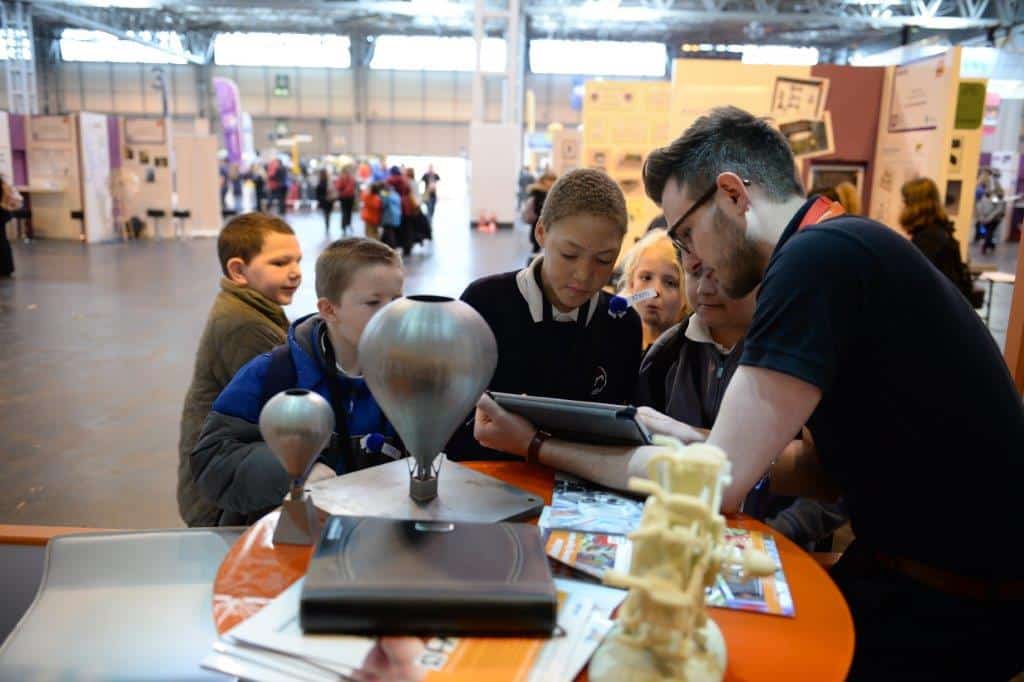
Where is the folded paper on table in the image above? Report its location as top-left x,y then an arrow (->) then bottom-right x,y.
203,576 -> 628,682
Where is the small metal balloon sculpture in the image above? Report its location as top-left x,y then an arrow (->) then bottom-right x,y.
358,295 -> 498,502
259,388 -> 335,545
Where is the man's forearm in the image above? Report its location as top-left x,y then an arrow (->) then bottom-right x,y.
537,440 -> 652,492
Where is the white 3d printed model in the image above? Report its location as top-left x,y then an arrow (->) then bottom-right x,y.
589,437 -> 777,682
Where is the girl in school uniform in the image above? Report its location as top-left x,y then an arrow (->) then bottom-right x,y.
450,168 -> 641,460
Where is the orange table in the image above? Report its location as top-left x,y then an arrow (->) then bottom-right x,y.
213,461 -> 854,681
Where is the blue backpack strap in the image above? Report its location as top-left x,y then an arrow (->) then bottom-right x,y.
259,343 -> 298,407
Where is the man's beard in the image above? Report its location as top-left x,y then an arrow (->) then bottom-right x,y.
713,206 -> 766,299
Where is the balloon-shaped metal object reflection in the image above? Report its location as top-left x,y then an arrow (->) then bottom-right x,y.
358,295 -> 498,502
259,388 -> 335,544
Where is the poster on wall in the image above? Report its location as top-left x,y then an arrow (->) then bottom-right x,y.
779,112 -> 834,159
809,164 -> 864,198
888,55 -> 948,133
26,148 -> 73,186
954,81 -> 986,130
583,80 -> 671,256
560,137 -> 579,168
31,116 -> 73,143
124,118 -> 166,145
771,77 -> 829,122
948,136 -> 964,177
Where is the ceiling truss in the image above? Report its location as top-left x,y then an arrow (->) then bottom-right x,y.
18,0 -> 1024,60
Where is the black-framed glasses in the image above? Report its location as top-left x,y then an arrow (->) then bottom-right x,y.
667,178 -> 751,256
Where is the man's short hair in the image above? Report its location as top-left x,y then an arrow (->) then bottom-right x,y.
217,212 -> 295,276
540,168 -> 628,235
643,106 -> 804,205
315,237 -> 403,303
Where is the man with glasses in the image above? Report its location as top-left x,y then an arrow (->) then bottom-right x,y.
476,106 -> 1023,680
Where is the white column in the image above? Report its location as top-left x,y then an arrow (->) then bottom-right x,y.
471,0 -> 486,123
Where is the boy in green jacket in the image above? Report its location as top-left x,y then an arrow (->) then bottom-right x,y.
177,213 -> 302,526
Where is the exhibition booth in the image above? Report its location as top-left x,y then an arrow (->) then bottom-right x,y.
0,112 -> 220,242
565,47 -> 1001,259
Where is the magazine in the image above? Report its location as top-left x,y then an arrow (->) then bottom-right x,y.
706,528 -> 795,617
538,474 -> 645,536
545,530 -> 633,580
544,527 -> 795,618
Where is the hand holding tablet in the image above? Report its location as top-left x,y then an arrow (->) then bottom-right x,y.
487,393 -> 653,447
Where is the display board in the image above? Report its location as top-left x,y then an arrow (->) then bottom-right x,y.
582,80 -> 671,258
25,115 -> 81,240
120,117 -> 175,239
469,122 -> 520,227
888,56 -> 948,132
670,61 -> 810,136
173,133 -> 221,236
869,49 -> 981,255
549,128 -> 581,176
78,112 -> 117,243
947,78 -> 988,247
667,61 -> 885,215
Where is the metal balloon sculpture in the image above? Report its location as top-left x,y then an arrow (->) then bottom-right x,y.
259,389 -> 335,545
357,295 -> 498,502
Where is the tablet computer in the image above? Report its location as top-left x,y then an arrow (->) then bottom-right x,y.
490,392 -> 652,446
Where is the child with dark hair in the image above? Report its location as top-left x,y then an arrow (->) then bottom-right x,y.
178,212 -> 301,526
192,238 -> 405,525
452,168 -> 642,460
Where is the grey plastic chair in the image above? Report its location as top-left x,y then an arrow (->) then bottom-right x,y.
0,529 -> 241,681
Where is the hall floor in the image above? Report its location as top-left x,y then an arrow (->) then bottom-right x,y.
0,205 -> 1018,528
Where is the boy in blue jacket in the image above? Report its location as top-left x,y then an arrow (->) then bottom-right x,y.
192,238 -> 406,525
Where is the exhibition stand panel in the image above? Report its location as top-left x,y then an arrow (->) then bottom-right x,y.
582,80 -> 671,257
870,48 -> 987,256
173,133 -> 222,237
669,60 -> 884,226
119,117 -> 175,239
470,122 -> 521,228
0,112 -> 14,184
24,113 -> 119,243
24,115 -> 83,241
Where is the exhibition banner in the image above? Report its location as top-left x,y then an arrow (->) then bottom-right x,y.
213,77 -> 243,164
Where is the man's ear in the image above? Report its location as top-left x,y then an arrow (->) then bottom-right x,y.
225,257 -> 248,285
715,172 -> 752,216
316,297 -> 337,323
535,220 -> 547,249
